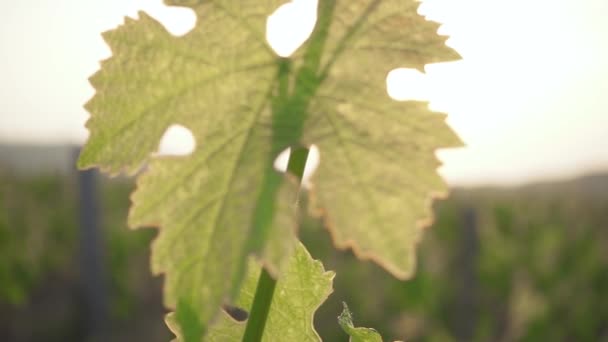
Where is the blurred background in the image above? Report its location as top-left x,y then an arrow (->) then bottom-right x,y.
1,0 -> 607,341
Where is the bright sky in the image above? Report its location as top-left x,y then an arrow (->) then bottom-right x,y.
0,0 -> 607,186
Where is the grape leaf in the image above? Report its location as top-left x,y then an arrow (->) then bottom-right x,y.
166,242 -> 334,341
78,0 -> 460,337
338,303 -> 384,342
79,0 -> 303,336
298,0 -> 462,279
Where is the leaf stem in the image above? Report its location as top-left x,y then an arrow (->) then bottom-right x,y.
242,147 -> 310,342
242,268 -> 276,342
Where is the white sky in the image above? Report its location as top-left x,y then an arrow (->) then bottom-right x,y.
0,0 -> 607,186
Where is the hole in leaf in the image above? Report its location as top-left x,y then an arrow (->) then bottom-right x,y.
157,124 -> 196,156
138,1 -> 196,37
222,304 -> 249,322
273,145 -> 319,188
266,0 -> 318,57
273,147 -> 291,173
302,144 -> 319,187
386,68 -> 429,101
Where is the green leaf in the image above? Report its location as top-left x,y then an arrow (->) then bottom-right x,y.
166,242 -> 334,341
299,0 -> 462,279
338,302 -> 384,342
79,1 -> 303,336
79,0 -> 460,336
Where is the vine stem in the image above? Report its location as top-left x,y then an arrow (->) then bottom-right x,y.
242,147 -> 310,342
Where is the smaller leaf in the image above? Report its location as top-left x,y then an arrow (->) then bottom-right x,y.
338,302 -> 383,342
167,242 -> 334,341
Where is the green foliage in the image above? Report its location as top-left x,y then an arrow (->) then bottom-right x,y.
0,172 -> 168,340
465,186 -> 608,341
2,171 -> 608,340
100,179 -> 159,319
78,0 -> 459,338
0,173 -> 77,305
306,181 -> 608,341
339,303 -> 383,342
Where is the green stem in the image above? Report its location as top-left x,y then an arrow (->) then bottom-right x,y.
242,147 -> 310,342
242,268 -> 276,342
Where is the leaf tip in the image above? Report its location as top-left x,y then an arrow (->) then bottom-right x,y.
75,146 -> 96,171
338,301 -> 354,328
338,302 -> 384,341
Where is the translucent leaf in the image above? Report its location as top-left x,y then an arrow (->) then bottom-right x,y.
78,0 -> 461,336
79,1 -> 301,336
299,0 -> 462,279
166,242 -> 334,341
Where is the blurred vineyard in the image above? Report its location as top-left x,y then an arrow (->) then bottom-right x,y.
1,165 -> 607,341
